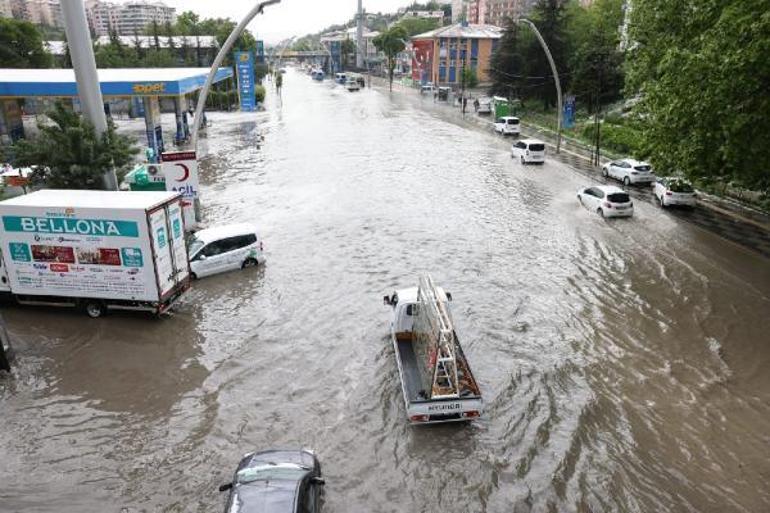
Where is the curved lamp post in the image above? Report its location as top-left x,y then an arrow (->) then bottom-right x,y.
191,0 -> 281,149
516,18 -> 562,154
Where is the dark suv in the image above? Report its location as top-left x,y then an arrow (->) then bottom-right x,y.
219,449 -> 324,513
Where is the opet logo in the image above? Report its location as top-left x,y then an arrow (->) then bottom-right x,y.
132,83 -> 166,94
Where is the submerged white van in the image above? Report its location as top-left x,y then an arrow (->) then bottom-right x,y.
511,139 -> 546,164
188,223 -> 265,279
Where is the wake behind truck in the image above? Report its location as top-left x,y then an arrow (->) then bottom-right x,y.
0,190 -> 190,317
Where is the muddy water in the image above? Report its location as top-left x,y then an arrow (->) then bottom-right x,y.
2,69 -> 769,513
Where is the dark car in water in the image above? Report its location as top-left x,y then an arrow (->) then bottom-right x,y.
219,449 -> 324,513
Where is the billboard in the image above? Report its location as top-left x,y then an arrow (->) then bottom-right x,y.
256,40 -> 265,63
235,51 -> 256,111
412,40 -> 434,84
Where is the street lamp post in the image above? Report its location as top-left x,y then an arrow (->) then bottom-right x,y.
191,0 -> 281,149
516,18 -> 563,154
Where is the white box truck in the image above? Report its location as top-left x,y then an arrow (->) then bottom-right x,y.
0,190 -> 190,317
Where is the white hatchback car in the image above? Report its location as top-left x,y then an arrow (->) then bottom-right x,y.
494,116 -> 521,136
188,223 -> 265,279
602,158 -> 656,185
511,139 -> 545,164
653,177 -> 697,208
577,185 -> 634,218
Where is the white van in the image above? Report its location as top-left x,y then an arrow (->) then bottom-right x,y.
188,223 -> 264,279
511,139 -> 546,164
494,116 -> 521,136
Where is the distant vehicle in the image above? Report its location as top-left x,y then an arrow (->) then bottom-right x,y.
602,158 -> 656,186
511,139 -> 545,164
219,449 -> 324,513
654,177 -> 697,208
279,68 -> 287,74
577,185 -> 634,218
312,69 -> 324,80
436,86 -> 451,101
345,78 -> 360,91
494,116 -> 521,136
474,97 -> 492,114
420,83 -> 435,94
334,72 -> 347,84
188,223 -> 264,279
383,275 -> 483,425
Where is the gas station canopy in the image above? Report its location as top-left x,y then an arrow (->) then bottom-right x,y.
0,67 -> 233,98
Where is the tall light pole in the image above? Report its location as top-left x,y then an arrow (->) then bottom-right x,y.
60,0 -> 118,190
356,0 -> 364,69
191,0 -> 281,149
516,18 -> 562,154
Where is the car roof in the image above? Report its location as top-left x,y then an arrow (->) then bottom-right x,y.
594,185 -> 627,194
519,138 -> 544,145
193,223 -> 257,244
499,116 -> 519,120
619,158 -> 650,166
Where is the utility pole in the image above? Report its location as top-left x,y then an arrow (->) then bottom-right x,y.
60,0 -> 118,190
356,0 -> 364,69
460,55 -> 466,116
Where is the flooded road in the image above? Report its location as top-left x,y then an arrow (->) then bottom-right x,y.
2,69 -> 770,513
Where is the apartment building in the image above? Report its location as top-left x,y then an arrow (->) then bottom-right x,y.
9,0 -> 63,27
85,0 -> 120,36
116,1 -> 175,35
0,0 -> 13,18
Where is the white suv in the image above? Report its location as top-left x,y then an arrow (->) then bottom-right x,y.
577,185 -> 634,218
511,139 -> 545,164
494,116 -> 521,136
602,158 -> 656,185
188,223 -> 265,279
653,177 -> 697,208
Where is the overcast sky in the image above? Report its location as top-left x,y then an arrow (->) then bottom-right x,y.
159,0 -> 420,44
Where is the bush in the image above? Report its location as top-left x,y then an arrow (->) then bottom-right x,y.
579,121 -> 643,156
255,85 -> 266,103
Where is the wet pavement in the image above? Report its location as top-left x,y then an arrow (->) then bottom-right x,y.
1,68 -> 770,513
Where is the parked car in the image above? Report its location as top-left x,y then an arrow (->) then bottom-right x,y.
345,77 -> 360,91
474,97 -> 493,114
494,116 -> 521,136
436,86 -> 451,101
219,449 -> 324,513
654,176 -> 697,208
577,185 -> 634,218
188,223 -> 264,279
602,158 -> 656,186
420,83 -> 435,94
511,139 -> 546,164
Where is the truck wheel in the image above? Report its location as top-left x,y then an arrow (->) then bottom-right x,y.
83,300 -> 106,318
242,258 -> 258,269
623,176 -> 631,186
190,272 -> 198,280
602,167 -> 608,177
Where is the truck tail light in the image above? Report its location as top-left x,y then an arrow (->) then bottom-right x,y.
409,414 -> 429,423
463,411 -> 480,418
665,191 -> 672,196
260,241 -> 264,251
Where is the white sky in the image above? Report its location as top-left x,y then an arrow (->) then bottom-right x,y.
158,0 -> 420,44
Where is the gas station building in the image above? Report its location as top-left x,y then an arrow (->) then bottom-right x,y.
0,67 -> 233,160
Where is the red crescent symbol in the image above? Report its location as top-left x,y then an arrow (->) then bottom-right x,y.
175,163 -> 189,182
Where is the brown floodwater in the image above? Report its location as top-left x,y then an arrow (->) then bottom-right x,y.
1,69 -> 769,513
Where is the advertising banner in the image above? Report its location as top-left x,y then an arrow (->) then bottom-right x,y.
235,51 -> 256,111
563,95 -> 576,129
412,40 -> 434,84
161,151 -> 199,229
256,40 -> 265,63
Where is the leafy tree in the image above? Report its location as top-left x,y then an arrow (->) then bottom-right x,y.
526,0 -> 570,109
174,11 -> 200,36
0,18 -> 52,68
462,67 -> 478,89
627,0 -> 770,193
340,38 -> 357,69
489,18 -> 529,98
373,26 -> 408,91
11,103 -> 138,189
393,17 -> 439,37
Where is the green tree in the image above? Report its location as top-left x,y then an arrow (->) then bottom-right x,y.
340,38 -> 357,69
0,18 -> 52,68
373,26 -> 408,91
462,67 -> 478,89
11,103 -> 138,189
174,11 -> 200,36
526,0 -> 570,109
393,17 -> 439,37
489,18 -> 529,98
627,0 -> 770,193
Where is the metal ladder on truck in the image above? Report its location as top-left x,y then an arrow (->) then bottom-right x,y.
417,275 -> 460,399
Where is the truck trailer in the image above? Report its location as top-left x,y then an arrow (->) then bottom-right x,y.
0,190 -> 190,317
